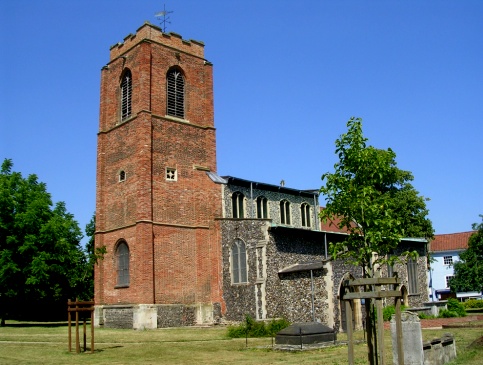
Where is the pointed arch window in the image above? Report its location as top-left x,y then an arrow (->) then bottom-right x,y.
167,69 -> 185,118
256,196 -> 268,219
280,200 -> 291,225
232,192 -> 245,218
407,258 -> 418,294
231,239 -> 247,284
301,203 -> 311,227
120,69 -> 132,121
116,241 -> 130,287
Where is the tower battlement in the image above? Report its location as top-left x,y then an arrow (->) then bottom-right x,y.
109,22 -> 205,61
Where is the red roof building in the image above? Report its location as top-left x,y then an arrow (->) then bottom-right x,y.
430,231 -> 476,252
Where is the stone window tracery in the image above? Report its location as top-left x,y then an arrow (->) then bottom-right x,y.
231,239 -> 247,284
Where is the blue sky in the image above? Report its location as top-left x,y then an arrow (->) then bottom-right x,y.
1,1 -> 482,243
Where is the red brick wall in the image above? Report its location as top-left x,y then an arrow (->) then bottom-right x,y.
95,23 -> 222,309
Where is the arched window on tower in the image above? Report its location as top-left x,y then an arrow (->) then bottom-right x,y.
120,69 -> 132,121
231,239 -> 247,284
116,241 -> 130,287
166,68 -> 185,118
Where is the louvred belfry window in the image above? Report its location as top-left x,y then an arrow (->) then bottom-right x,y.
167,69 -> 185,118
120,70 -> 132,120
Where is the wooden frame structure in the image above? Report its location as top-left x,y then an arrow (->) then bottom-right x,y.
67,299 -> 95,354
342,277 -> 404,365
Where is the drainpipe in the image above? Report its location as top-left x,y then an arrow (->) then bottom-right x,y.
250,182 -> 253,218
324,233 -> 328,260
313,193 -> 319,231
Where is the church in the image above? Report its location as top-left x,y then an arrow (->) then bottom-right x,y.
94,22 -> 429,330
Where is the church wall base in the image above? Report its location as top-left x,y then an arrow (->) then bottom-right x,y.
94,303 -> 221,329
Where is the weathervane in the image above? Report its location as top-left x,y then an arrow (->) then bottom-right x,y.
155,4 -> 173,33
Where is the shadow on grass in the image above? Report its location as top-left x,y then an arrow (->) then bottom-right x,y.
72,345 -> 124,354
3,321 -> 70,328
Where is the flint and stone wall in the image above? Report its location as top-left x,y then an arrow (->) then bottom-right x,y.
220,213 -> 352,327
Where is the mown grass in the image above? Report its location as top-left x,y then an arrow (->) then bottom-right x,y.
0,321 -> 482,364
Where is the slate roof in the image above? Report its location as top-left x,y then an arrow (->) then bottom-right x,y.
430,231 -> 476,252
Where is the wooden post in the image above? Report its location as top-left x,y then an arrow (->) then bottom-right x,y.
366,296 -> 375,365
67,299 -> 95,354
83,317 -> 87,352
68,299 -> 72,352
91,304 -> 95,353
376,297 -> 385,365
345,299 -> 354,365
395,296 -> 404,365
75,298 -> 80,353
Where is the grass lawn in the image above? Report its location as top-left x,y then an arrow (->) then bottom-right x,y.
0,321 -> 482,364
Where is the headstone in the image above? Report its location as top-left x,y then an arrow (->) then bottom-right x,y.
391,311 -> 424,365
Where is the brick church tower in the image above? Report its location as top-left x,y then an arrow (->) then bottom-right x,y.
94,23 -> 223,329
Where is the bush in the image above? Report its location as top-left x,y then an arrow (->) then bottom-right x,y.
227,315 -> 290,338
267,317 -> 290,335
383,305 -> 407,321
447,298 -> 466,317
462,299 -> 483,309
438,309 -> 458,318
418,313 -> 436,319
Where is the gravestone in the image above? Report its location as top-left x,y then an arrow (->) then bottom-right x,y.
391,311 -> 424,365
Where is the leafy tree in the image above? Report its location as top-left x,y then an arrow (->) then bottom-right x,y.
450,216 -> 483,293
0,159 -> 89,324
80,213 -> 106,299
319,117 -> 433,364
320,117 -> 433,270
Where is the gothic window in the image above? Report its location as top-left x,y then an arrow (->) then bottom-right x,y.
301,203 -> 311,227
232,192 -> 245,218
167,68 -> 185,118
407,258 -> 418,294
119,170 -> 126,182
120,69 -> 132,121
280,200 -> 291,225
231,239 -> 247,284
116,241 -> 130,287
256,196 -> 268,219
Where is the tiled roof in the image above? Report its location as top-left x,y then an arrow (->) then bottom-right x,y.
430,231 -> 476,252
319,208 -> 351,233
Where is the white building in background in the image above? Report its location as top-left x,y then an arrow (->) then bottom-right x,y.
429,231 -> 481,301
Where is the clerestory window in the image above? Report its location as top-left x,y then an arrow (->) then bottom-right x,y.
232,192 -> 245,218
301,203 -> 311,227
120,69 -> 132,121
167,68 -> 185,118
280,200 -> 291,225
256,196 -> 268,219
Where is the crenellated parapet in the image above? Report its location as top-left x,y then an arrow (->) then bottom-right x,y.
109,22 -> 205,61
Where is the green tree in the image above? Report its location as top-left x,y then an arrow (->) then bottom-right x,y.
80,213 -> 105,299
319,117 -> 433,364
450,216 -> 483,293
0,159 -> 89,324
